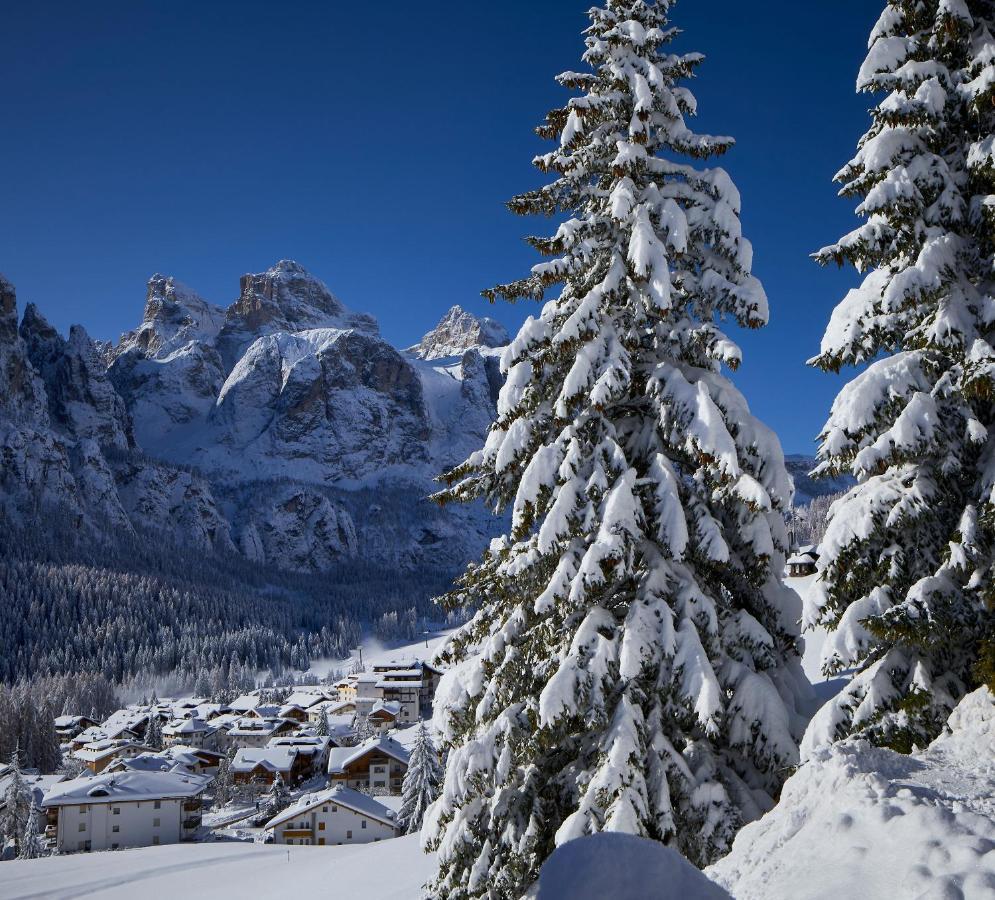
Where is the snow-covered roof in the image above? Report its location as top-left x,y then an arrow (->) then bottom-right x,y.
377,679 -> 423,690
268,735 -> 330,754
163,717 -> 214,735
231,747 -> 297,774
370,700 -> 402,718
327,735 -> 410,775
230,694 -> 261,712
355,673 -> 380,684
228,717 -> 296,736
54,715 -> 94,729
284,691 -> 330,709
265,784 -> 397,831
42,771 -> 209,807
787,552 -> 818,566
74,740 -> 149,762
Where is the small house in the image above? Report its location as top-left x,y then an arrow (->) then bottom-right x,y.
265,784 -> 398,846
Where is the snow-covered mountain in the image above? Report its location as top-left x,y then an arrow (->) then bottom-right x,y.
1,261 -> 507,575
784,454 -> 855,507
407,304 -> 508,360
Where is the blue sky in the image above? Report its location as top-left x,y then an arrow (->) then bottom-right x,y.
1,1 -> 880,453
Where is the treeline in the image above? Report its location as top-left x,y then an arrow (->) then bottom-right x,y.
0,673 -> 120,772
0,511 -> 458,688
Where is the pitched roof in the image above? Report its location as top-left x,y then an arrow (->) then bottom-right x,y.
42,771 -> 209,807
231,747 -> 298,774
326,735 -> 410,774
264,784 -> 397,831
73,740 -> 151,762
163,717 -> 215,735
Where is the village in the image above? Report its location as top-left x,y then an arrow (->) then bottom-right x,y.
0,653 -> 446,858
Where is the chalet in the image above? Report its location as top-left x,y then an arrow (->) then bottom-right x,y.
42,770 -> 209,854
368,700 -> 402,731
266,784 -> 398,846
307,699 -> 356,724
268,736 -> 331,780
787,547 -> 819,577
283,690 -> 334,710
71,725 -> 141,752
74,740 -> 154,775
54,715 -> 99,741
227,717 -> 299,749
107,746 -> 224,777
231,746 -> 304,786
327,735 -> 410,794
162,717 -> 217,749
277,704 -> 309,724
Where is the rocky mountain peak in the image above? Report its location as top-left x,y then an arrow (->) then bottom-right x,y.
0,273 -> 20,344
20,304 -> 133,450
228,259 -> 378,335
409,305 -> 509,360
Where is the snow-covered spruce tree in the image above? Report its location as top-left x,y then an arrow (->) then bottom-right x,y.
316,706 -> 330,737
2,749 -> 31,856
18,801 -> 43,860
398,722 -> 442,835
806,0 -> 995,754
423,2 -> 809,895
145,714 -> 163,751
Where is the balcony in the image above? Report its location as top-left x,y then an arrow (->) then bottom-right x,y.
282,829 -> 313,839
182,818 -> 201,830
182,800 -> 202,813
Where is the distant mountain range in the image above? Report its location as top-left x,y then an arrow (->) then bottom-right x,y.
1,260 -> 509,576
784,454 -> 855,507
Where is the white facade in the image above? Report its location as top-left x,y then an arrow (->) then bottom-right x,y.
268,787 -> 398,846
51,796 -> 193,853
43,772 -> 207,854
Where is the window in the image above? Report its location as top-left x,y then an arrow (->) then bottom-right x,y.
113,807 -> 121,815
78,823 -> 86,832
361,820 -> 367,829
79,805 -> 88,813
318,822 -> 325,831
318,838 -> 325,846
152,836 -> 159,846
331,805 -> 337,812
322,806 -> 328,813
112,843 -> 119,850
153,818 -> 160,828
346,830 -> 352,840
112,825 -> 120,833
154,800 -> 161,810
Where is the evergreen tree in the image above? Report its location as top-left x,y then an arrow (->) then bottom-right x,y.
806,0 -> 995,754
213,748 -> 236,809
423,2 -> 807,895
315,705 -> 330,737
398,723 -> 441,835
2,748 -> 31,856
145,715 -> 164,751
266,773 -> 290,818
18,800 -> 43,860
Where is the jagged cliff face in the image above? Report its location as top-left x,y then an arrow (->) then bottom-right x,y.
1,262 -> 508,574
408,304 -> 509,360
0,276 -> 230,549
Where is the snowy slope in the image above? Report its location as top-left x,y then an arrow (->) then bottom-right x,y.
707,687 -> 995,899
0,834 -> 435,900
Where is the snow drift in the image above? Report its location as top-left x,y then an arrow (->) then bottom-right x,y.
707,687 -> 995,899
